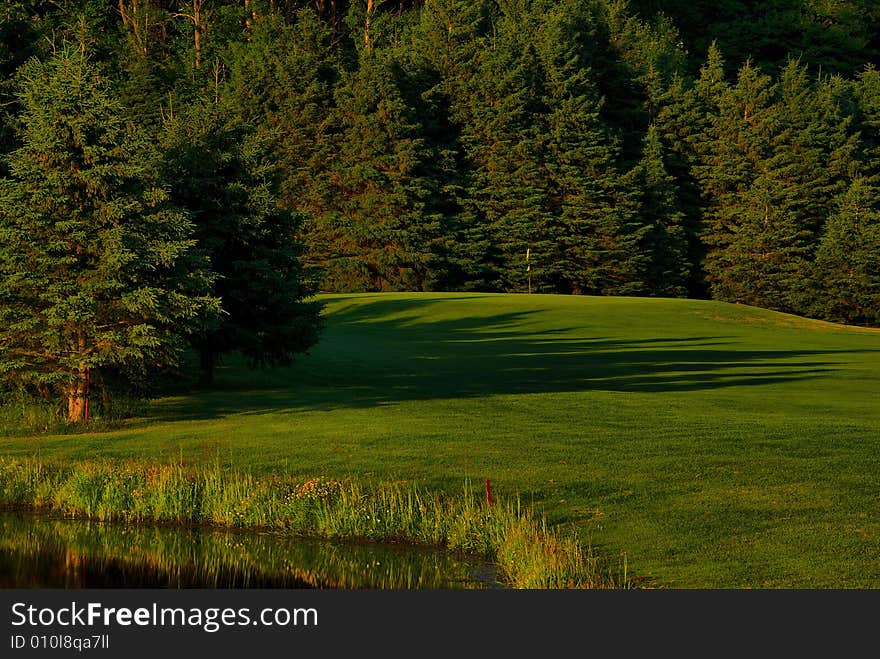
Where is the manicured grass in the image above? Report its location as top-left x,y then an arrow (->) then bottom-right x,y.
2,293 -> 879,587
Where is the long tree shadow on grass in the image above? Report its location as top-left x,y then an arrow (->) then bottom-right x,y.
151,295 -> 872,422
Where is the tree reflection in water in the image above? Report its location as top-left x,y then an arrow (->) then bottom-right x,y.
0,512 -> 499,589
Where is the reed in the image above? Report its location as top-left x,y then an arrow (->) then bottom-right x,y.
0,457 -> 624,589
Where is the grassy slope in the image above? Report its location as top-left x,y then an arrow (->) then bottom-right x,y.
2,292 -> 879,587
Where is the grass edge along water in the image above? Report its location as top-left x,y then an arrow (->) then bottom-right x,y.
0,458 -> 626,590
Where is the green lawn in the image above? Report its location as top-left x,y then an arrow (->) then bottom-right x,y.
2,292 -> 879,588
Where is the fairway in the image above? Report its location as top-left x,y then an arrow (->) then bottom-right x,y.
2,292 -> 879,588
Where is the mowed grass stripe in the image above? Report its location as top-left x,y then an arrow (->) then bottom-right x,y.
2,292 -> 879,587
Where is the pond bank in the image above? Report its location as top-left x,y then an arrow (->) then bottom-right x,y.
0,458 -> 624,589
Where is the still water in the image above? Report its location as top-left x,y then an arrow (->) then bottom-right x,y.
0,512 -> 499,589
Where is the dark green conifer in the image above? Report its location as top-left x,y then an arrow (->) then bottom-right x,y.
632,124 -> 690,296
161,99 -> 322,383
697,60 -> 777,307
534,2 -> 647,295
0,47 -> 219,421
305,50 -> 443,292
224,10 -> 338,212
811,178 -> 880,325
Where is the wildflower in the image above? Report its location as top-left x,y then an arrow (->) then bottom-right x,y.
293,477 -> 344,501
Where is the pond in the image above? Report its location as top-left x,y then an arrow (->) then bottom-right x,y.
0,512 -> 500,589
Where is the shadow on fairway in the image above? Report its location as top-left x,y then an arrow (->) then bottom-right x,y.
150,296 -> 871,421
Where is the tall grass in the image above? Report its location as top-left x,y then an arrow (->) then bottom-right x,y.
0,393 -> 63,436
0,458 -> 623,589
0,389 -> 149,437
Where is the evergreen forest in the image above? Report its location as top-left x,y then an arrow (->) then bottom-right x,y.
2,0 -> 880,419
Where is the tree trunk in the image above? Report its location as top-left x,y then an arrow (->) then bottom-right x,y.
67,374 -> 86,424
67,332 -> 88,424
194,25 -> 201,68
364,0 -> 373,53
244,0 -> 253,32
193,0 -> 203,69
119,0 -> 150,57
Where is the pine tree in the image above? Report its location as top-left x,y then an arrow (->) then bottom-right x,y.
632,124 -> 690,296
628,0 -> 880,76
411,0 -> 502,290
811,178 -> 880,325
854,66 -> 880,182
305,51 -> 443,291
410,0 -> 495,290
534,2 -> 647,295
654,73 -> 710,296
413,0 -> 492,83
599,0 -> 688,161
699,58 -> 856,312
115,0 -> 175,130
655,44 -> 732,297
0,2 -> 42,169
693,42 -> 728,115
811,68 -> 880,325
697,60 -> 778,307
0,47 -> 218,422
759,63 -> 856,313
224,10 -> 338,212
161,99 -> 322,384
453,1 -> 550,292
